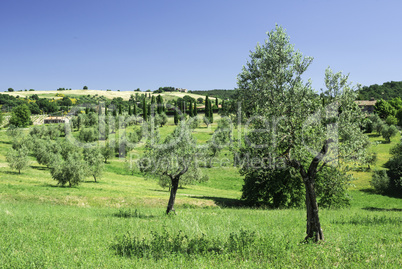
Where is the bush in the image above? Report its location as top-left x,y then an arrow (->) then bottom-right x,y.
385,155 -> 402,195
386,115 -> 398,126
370,170 -> 390,194
9,104 -> 31,127
112,229 -> 256,259
381,125 -> 398,143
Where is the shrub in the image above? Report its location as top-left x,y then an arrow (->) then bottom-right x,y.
112,229 -> 256,259
386,115 -> 398,126
370,170 -> 390,194
385,155 -> 402,195
381,125 -> 398,143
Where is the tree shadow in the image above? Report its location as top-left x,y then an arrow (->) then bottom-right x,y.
362,207 -> 402,212
30,165 -> 48,171
1,171 -> 20,175
189,195 -> 246,208
82,180 -> 99,183
360,188 -> 402,198
149,189 -> 169,193
360,188 -> 377,194
38,183 -> 79,189
368,133 -> 381,137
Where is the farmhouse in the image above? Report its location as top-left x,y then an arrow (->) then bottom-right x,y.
355,98 -> 376,114
44,116 -> 69,124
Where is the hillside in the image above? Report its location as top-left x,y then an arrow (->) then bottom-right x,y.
358,81 -> 402,100
0,89 -> 207,102
190,89 -> 235,100
0,120 -> 401,267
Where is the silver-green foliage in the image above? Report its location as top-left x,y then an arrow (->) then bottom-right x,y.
50,152 -> 85,187
83,147 -> 104,182
140,121 -> 207,213
236,25 -> 369,241
6,145 -> 29,174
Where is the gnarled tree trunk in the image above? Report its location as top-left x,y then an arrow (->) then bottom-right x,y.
304,179 -> 324,242
166,177 -> 179,214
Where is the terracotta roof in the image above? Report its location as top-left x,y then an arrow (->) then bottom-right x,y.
355,100 -> 377,106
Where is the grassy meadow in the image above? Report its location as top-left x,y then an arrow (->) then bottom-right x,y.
0,112 -> 401,268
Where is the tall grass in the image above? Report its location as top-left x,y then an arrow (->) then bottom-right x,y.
0,124 -> 401,267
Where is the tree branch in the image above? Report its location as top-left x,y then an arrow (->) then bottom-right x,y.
307,139 -> 334,180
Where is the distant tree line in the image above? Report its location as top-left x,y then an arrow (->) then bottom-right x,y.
190,89 -> 235,100
358,81 -> 402,100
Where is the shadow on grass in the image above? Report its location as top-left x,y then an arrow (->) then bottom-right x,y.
149,189 -> 169,193
112,209 -> 156,219
39,183 -> 78,189
360,188 -> 402,199
360,188 -> 377,194
189,195 -> 245,208
1,171 -> 21,175
368,133 -> 381,137
149,186 -> 188,193
30,165 -> 48,171
362,207 -> 402,212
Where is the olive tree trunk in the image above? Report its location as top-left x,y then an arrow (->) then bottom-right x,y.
166,177 -> 179,214
304,179 -> 324,242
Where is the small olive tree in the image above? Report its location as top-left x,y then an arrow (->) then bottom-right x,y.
6,145 -> 29,174
139,121 -> 207,214
83,147 -> 104,182
50,152 -> 85,187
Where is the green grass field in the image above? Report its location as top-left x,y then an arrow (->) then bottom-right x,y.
0,121 -> 401,268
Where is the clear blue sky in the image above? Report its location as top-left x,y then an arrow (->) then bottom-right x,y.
1,0 -> 401,92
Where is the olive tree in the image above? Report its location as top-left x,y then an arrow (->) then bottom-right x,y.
83,147 -> 104,182
6,145 -> 29,174
139,121 -> 207,214
236,25 -> 369,242
381,125 -> 398,143
50,152 -> 85,187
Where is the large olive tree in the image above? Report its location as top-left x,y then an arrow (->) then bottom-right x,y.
236,25 -> 369,242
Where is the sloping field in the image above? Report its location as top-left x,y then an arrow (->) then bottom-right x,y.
0,89 -> 206,101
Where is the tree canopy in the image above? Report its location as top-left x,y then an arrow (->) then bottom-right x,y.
235,25 -> 369,242
9,104 -> 31,127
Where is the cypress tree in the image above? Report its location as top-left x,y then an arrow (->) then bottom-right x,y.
215,97 -> 218,108
128,105 -> 132,116
193,102 -> 197,116
118,104 -> 122,115
189,100 -> 194,117
221,100 -> 225,115
105,106 -> 108,115
209,100 -> 214,123
205,96 -> 210,118
142,99 -> 147,121
174,109 -> 178,125
157,95 -> 164,114
133,104 -> 137,117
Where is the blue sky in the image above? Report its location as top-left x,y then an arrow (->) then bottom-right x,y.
1,0 -> 401,92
